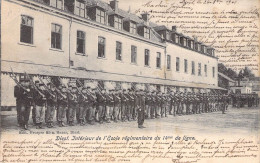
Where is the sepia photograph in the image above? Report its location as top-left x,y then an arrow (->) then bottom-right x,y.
0,0 -> 259,162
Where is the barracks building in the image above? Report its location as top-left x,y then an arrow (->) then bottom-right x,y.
1,0 -> 223,107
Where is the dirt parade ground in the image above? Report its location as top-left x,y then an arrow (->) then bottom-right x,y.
1,107 -> 259,136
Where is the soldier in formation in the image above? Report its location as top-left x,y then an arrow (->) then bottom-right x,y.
13,75 -> 243,130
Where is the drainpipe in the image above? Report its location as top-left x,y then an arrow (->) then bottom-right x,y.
164,43 -> 167,92
68,17 -> 72,68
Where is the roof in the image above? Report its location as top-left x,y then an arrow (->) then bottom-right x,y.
2,61 -> 225,90
218,72 -> 235,82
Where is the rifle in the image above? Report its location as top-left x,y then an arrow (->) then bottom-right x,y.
45,78 -> 66,99
24,72 -> 45,98
76,79 -> 96,99
38,75 -> 55,98
9,67 -> 28,92
57,77 -> 75,98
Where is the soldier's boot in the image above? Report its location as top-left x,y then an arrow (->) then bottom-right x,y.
24,123 -> 28,130
69,121 -> 75,126
39,123 -> 45,129
80,120 -> 85,126
36,123 -> 41,129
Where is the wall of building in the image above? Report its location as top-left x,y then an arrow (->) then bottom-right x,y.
2,0 -> 165,79
165,42 -> 218,86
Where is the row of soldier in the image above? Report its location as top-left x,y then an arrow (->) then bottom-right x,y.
230,94 -> 259,108
13,74 -> 229,130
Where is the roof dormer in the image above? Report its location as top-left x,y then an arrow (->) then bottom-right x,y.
87,2 -> 107,25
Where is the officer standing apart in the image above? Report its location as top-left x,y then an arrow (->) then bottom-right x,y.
137,89 -> 146,129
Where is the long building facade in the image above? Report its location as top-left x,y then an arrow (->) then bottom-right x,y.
1,0 -> 222,107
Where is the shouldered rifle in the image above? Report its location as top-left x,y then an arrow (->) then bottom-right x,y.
45,78 -> 66,99
9,67 -> 28,92
38,75 -> 55,98
76,79 -> 95,99
24,72 -> 45,98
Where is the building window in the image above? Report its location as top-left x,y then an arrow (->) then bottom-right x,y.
96,9 -> 105,24
156,52 -> 161,68
130,22 -> 137,34
75,1 -> 86,17
116,41 -> 122,61
198,63 -> 201,76
144,49 -> 150,66
176,57 -> 180,72
98,36 -> 105,58
131,45 -> 137,64
50,0 -> 63,9
114,16 -> 122,30
144,27 -> 150,39
20,15 -> 33,44
167,55 -> 171,70
191,61 -> 195,75
175,34 -> 179,44
77,30 -> 85,54
184,59 -> 188,73
204,64 -> 207,77
51,24 -> 62,49
213,67 -> 215,78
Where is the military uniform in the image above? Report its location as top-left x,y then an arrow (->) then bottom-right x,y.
57,86 -> 68,127
105,90 -> 114,123
145,91 -> 152,119
136,89 -> 146,128
150,91 -> 156,118
86,88 -> 97,124
33,83 -> 47,129
120,89 -> 128,122
78,87 -> 88,125
14,75 -> 33,130
113,90 -> 121,122
96,89 -> 106,123
45,83 -> 57,128
127,89 -> 135,121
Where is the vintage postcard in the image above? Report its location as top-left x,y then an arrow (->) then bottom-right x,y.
0,0 -> 259,162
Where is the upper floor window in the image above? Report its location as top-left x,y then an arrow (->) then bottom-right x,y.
197,44 -> 201,52
184,59 -> 188,73
175,34 -> 179,44
204,64 -> 207,77
131,45 -> 137,64
96,9 -> 105,24
114,16 -> 122,30
188,40 -> 194,49
50,0 -> 63,9
176,57 -> 180,72
51,23 -> 62,49
75,1 -> 86,18
77,30 -> 85,54
156,52 -> 161,68
130,22 -> 137,34
191,61 -> 195,75
98,36 -> 105,58
198,63 -> 201,76
116,41 -> 122,61
212,67 -> 215,78
20,15 -> 33,44
144,49 -> 150,66
144,27 -> 150,39
167,55 -> 171,70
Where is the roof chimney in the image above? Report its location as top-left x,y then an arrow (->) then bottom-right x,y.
172,26 -> 176,31
141,12 -> 149,22
110,0 -> 119,12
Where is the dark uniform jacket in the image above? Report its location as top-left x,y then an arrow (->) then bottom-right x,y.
14,85 -> 33,106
